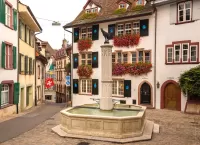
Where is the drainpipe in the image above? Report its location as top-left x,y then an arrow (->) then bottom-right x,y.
34,32 -> 42,106
153,1 -> 157,109
64,28 -> 73,106
17,2 -> 19,114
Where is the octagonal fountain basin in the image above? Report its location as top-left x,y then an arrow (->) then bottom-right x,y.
60,104 -> 146,139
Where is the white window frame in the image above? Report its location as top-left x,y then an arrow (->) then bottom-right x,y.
178,1 -> 192,23
5,4 -> 11,27
133,21 -> 140,34
136,0 -> 143,5
119,3 -> 125,9
87,27 -> 92,39
190,45 -> 198,62
80,53 -> 92,65
174,44 -> 181,63
145,51 -> 151,63
117,24 -> 124,36
112,53 -> 116,64
86,9 -> 91,13
132,52 -> 137,63
117,52 -> 122,63
1,84 -> 9,106
167,47 -> 173,63
122,53 -> 128,63
125,23 -> 131,34
81,28 -> 87,39
182,43 -> 189,63
112,80 -> 124,97
80,79 -> 92,94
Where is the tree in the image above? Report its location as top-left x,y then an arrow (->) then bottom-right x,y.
179,65 -> 200,99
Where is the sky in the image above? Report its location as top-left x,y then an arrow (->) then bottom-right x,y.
20,0 -> 87,49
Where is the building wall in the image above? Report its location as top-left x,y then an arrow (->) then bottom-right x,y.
19,40 -> 35,111
156,1 -> 200,111
72,14 -> 156,107
0,0 -> 18,116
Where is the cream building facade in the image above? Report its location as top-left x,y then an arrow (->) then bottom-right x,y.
18,1 -> 42,111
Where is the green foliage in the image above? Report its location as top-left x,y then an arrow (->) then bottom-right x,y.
132,5 -> 145,11
179,65 -> 200,98
113,8 -> 127,15
81,13 -> 98,19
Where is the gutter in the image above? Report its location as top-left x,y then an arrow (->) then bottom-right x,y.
64,28 -> 73,106
34,32 -> 42,106
17,0 -> 19,114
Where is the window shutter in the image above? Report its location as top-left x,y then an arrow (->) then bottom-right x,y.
14,82 -> 20,104
9,46 -> 13,69
92,52 -> 98,68
1,41 -> 5,68
19,54 -> 21,73
13,46 -> 17,69
193,2 -> 200,20
170,3 -> 176,24
0,0 -> 5,24
92,24 -> 99,40
32,59 -> 35,75
29,58 -> 32,75
140,19 -> 149,36
26,87 -> 29,105
25,56 -> 28,75
73,53 -> 79,68
0,84 -> 1,108
74,28 -> 79,42
73,79 -> 79,94
108,24 -> 115,39
92,79 -> 98,95
124,80 -> 131,97
13,9 -> 17,31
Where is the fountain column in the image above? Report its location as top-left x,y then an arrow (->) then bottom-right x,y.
100,44 -> 113,110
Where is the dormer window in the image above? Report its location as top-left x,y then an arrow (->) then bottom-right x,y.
84,1 -> 100,14
119,3 -> 125,9
136,0 -> 143,5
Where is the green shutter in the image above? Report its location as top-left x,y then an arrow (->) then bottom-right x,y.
32,59 -> 35,75
13,46 -> 17,69
25,56 -> 28,74
0,0 -> 5,24
0,84 -> 2,108
1,41 -> 5,68
29,58 -> 32,75
14,83 -> 20,104
13,9 -> 17,31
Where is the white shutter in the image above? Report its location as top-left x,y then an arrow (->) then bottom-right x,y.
170,3 -> 177,24
193,0 -> 200,20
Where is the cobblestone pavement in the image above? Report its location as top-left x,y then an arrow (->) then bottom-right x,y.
2,109 -> 200,145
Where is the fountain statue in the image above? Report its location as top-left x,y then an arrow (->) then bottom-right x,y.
52,28 -> 158,143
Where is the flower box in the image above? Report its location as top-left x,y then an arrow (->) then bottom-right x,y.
113,34 -> 140,47
77,65 -> 93,78
78,38 -> 93,52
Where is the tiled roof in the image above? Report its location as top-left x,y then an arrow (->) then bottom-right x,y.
64,0 -> 154,28
55,45 -> 72,59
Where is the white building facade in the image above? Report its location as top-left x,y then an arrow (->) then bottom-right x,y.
0,0 -> 19,117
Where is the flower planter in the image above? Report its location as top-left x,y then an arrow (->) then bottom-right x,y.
78,39 -> 93,52
77,65 -> 93,78
113,34 -> 140,47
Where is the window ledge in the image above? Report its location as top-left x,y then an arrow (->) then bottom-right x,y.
112,96 -> 124,98
166,62 -> 199,65
4,68 -> 13,70
0,104 -> 14,109
78,93 -> 92,96
175,20 -> 195,25
4,24 -> 14,30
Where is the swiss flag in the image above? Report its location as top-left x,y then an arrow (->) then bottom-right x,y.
45,78 -> 54,89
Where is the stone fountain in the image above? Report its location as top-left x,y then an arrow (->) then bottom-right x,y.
52,30 -> 158,143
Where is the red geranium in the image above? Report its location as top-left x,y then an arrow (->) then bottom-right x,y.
77,65 -> 93,78
78,38 -> 93,52
113,34 -> 140,47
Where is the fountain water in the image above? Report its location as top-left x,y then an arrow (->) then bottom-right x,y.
52,43 -> 157,143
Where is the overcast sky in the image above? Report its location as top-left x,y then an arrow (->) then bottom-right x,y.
20,0 -> 87,49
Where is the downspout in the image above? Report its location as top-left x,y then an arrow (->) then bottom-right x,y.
34,32 -> 42,106
17,2 -> 19,114
153,1 -> 157,109
64,28 -> 73,106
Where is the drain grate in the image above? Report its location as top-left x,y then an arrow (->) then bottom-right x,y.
77,142 -> 90,145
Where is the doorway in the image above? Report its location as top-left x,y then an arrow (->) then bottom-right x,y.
140,83 -> 151,104
20,88 -> 24,111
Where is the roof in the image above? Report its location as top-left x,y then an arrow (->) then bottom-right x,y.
55,45 -> 72,60
42,41 -> 56,57
18,1 -> 42,31
63,0 -> 154,28
153,0 -> 183,6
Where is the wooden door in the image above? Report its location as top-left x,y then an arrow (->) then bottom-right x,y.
140,83 -> 151,104
164,83 -> 178,110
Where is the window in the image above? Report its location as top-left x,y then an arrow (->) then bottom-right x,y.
112,53 -> 116,64
117,24 -> 124,36
1,84 -> 9,106
81,28 -> 87,39
38,65 -> 40,79
5,4 -> 12,27
182,44 -> 189,62
26,86 -> 32,106
138,51 -> 143,62
145,51 -> 150,63
167,48 -> 173,63
5,44 -> 13,69
123,53 -> 128,63
21,55 -> 25,73
87,27 -> 92,39
132,52 -> 137,63
133,22 -> 140,34
174,44 -> 181,62
86,9 -> 91,13
112,80 -> 124,96
20,21 -> 25,41
125,23 -> 131,34
81,79 -> 92,94
26,27 -> 30,44
119,3 -> 125,9
136,0 -> 143,5
166,41 -> 199,64
178,1 -> 192,23
81,27 -> 93,39
190,45 -> 197,62
91,8 -> 97,13
81,53 -> 92,65
117,52 -> 122,63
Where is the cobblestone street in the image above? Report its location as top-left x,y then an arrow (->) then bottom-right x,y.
2,109 -> 200,145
